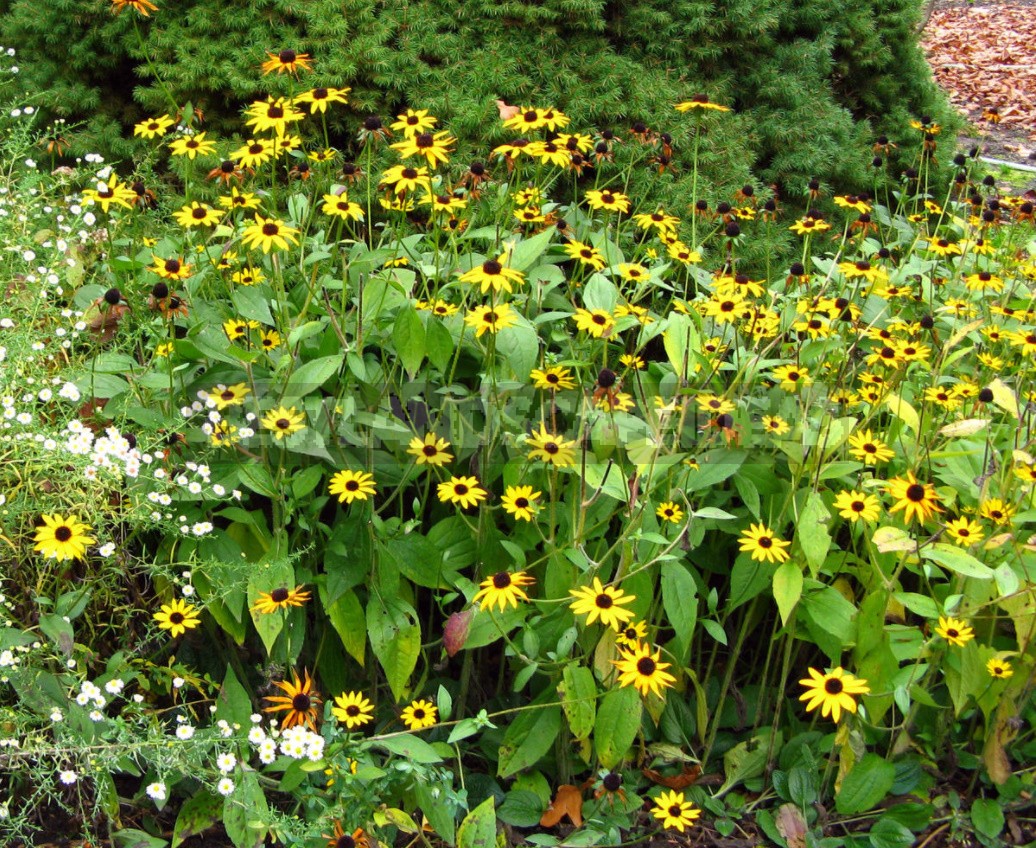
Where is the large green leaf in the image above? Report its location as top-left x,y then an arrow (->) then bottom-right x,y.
661,563 -> 698,663
367,595 -> 420,700
836,753 -> 896,814
498,693 -> 562,778
594,686 -> 642,770
559,663 -> 597,741
457,797 -> 496,848
393,305 -> 426,376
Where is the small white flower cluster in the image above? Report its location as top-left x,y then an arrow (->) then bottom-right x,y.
146,781 -> 167,803
276,724 -> 325,762
74,679 -> 107,713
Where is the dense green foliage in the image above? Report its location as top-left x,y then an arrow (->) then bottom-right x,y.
1,0 -> 956,195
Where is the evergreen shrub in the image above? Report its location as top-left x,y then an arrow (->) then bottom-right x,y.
1,0 -> 957,205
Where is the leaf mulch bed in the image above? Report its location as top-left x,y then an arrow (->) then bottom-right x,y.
922,0 -> 1036,166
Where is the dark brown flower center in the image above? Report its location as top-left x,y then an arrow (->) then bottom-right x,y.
268,106 -> 284,119
272,588 -> 290,602
262,223 -> 279,236
824,678 -> 843,694
192,207 -> 207,219
592,313 -> 607,324
346,704 -> 360,716
401,168 -> 418,180
170,612 -> 184,624
603,772 -> 622,791
514,498 -> 529,508
164,259 -> 180,273
493,572 -> 512,589
946,628 -> 959,638
595,593 -> 613,609
483,260 -> 502,275
422,445 -> 438,456
668,805 -> 682,817
345,480 -> 359,491
412,708 -> 425,719
454,484 -> 468,495
279,49 -> 297,63
544,442 -> 559,454
906,484 -> 926,502
336,837 -> 356,848
758,536 -> 773,548
249,143 -> 264,154
276,418 -> 290,429
415,133 -> 434,148
523,109 -> 537,122
292,693 -> 311,711
851,501 -> 865,512
55,526 -> 73,541
483,312 -> 497,324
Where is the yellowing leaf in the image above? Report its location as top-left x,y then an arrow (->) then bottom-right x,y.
539,784 -> 583,827
988,378 -> 1019,420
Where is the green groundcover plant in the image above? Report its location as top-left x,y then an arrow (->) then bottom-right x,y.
0,30 -> 1034,848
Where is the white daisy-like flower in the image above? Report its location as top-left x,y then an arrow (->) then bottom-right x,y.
176,725 -> 195,740
216,752 -> 237,774
146,781 -> 167,802
59,770 -> 78,785
217,778 -> 235,797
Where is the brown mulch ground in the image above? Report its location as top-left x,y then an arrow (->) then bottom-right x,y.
922,0 -> 1036,166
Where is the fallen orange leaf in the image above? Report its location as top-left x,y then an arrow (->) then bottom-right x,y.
540,784 -> 583,827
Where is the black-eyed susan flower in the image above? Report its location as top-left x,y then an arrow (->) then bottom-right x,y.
459,254 -> 525,294
150,255 -> 192,280
563,240 -> 606,271
979,498 -> 1014,525
569,577 -> 636,629
530,365 -> 576,392
987,658 -> 1013,679
771,364 -> 812,393
110,0 -> 157,16
437,476 -> 488,509
253,585 -> 312,614
656,502 -> 684,523
390,131 -> 455,167
935,616 -> 974,647
798,667 -> 870,722
169,131 -> 217,160
33,514 -> 95,561
847,429 -> 895,465
738,522 -> 791,564
241,215 -> 300,253
651,790 -> 701,832
501,485 -> 541,521
208,382 -> 250,410
614,642 -> 677,698
174,202 -> 222,228
294,86 -> 350,114
944,517 -> 984,547
464,303 -> 518,337
153,599 -> 202,638
321,192 -> 364,222
328,470 -> 377,504
379,164 -> 432,195
526,424 -> 577,467
82,175 -> 137,212
324,823 -> 369,848
400,698 -> 438,730
675,93 -> 729,112
886,472 -> 943,524
572,307 -> 615,338
789,216 -> 830,235
134,115 -> 174,139
244,97 -> 304,137
219,187 -> 261,212
502,106 -> 548,133
390,109 -> 437,137
616,620 -> 648,649
697,394 -> 734,415
585,189 -> 630,213
264,669 -> 321,730
473,570 -> 535,611
833,490 -> 881,523
761,415 -> 790,436
407,433 -> 453,467
261,49 -> 313,76
261,406 -> 305,440
331,691 -> 374,729
926,238 -> 962,257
